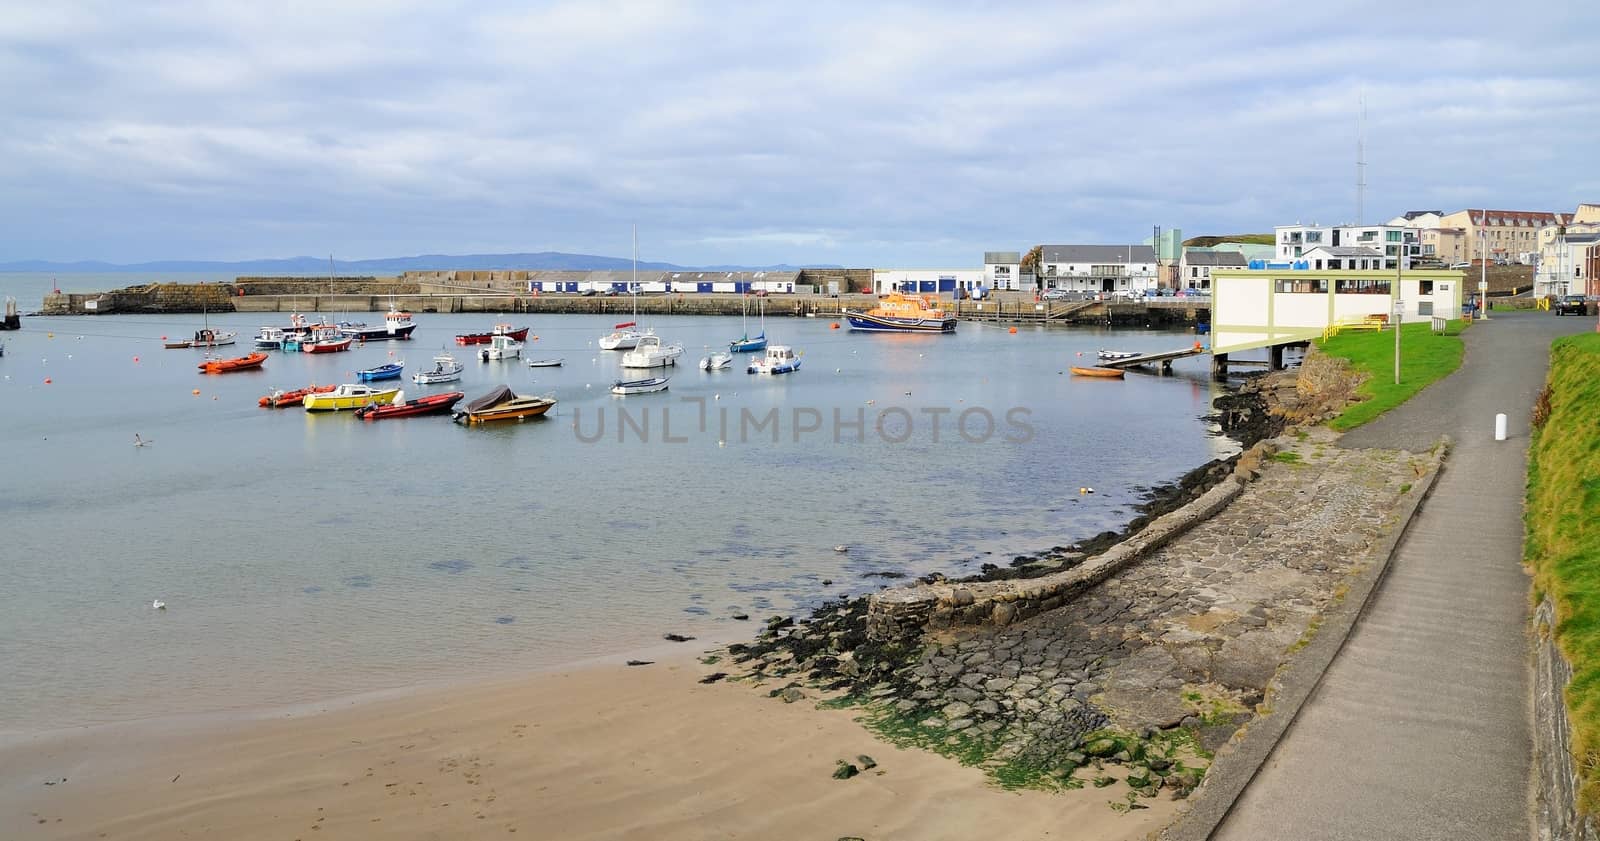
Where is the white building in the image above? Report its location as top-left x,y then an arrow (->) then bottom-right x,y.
872,269 -> 987,296
1298,245 -> 1390,271
1178,249 -> 1247,290
983,251 -> 1023,291
1535,231 -> 1600,297
1275,223 -> 1415,269
1037,245 -> 1158,293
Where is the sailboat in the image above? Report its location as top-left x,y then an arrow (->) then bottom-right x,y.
729,292 -> 767,353
164,295 -> 237,349
599,226 -> 647,350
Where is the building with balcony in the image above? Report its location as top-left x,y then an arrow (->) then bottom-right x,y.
1534,231 -> 1600,297
1037,244 -> 1158,293
1178,249 -> 1246,290
1274,223 -> 1415,269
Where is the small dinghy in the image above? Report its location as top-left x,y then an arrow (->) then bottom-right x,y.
1070,366 -> 1125,378
197,352 -> 267,374
356,390 -> 464,420
413,354 -> 464,384
356,361 -> 404,381
526,358 -> 564,368
1097,349 -> 1140,361
699,352 -> 733,370
611,376 -> 670,395
259,383 -> 335,408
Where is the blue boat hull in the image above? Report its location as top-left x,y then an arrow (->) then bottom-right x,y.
357,365 -> 404,381
748,359 -> 801,375
729,335 -> 767,352
844,312 -> 957,333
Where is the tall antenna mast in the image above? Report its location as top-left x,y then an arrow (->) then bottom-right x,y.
1356,93 -> 1367,225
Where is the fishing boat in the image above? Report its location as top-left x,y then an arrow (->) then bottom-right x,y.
164,327 -> 239,349
1097,350 -> 1140,361
254,327 -> 288,350
281,331 -> 306,352
259,384 -> 336,408
479,333 -> 523,361
452,385 -> 557,424
412,354 -> 464,384
611,376 -> 669,395
526,357 -> 564,368
699,351 -> 733,370
340,309 -> 417,341
746,345 -> 801,375
356,361 -> 404,381
599,226 -> 645,350
1070,366 -> 1125,379
729,294 -> 767,352
356,390 -> 463,420
844,293 -> 957,333
303,383 -> 402,411
197,352 -> 267,374
620,334 -> 684,368
304,326 -> 352,354
455,323 -> 530,346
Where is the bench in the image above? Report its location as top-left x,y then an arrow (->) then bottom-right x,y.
1322,313 -> 1390,340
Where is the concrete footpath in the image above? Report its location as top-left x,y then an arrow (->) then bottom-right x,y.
1213,312 -> 1593,841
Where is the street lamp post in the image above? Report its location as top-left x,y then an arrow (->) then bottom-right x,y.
1479,229 -> 1490,321
1394,259 -> 1403,385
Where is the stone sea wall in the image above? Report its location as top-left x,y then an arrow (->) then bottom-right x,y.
1536,596 -> 1600,841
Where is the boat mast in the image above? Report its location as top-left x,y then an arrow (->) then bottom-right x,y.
631,224 -> 639,324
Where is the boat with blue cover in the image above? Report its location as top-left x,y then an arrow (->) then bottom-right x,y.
356,362 -> 404,381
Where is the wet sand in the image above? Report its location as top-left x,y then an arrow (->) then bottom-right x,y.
1,653 -> 1175,840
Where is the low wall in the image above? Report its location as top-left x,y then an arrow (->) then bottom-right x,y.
1536,596 -> 1600,840
865,443 -> 1272,643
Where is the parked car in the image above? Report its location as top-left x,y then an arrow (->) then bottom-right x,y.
1041,289 -> 1070,300
1449,261 -> 1472,269
1554,295 -> 1588,316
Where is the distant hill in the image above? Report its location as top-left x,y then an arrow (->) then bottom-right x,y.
1182,234 -> 1275,248
0,253 -> 839,274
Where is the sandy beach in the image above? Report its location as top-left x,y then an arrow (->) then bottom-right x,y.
2,650 -> 1176,841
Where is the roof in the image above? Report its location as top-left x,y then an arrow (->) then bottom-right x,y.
1400,210 -> 1443,220
1459,209 -> 1567,228
983,251 -> 1021,263
1040,244 -> 1157,264
1182,249 -> 1248,266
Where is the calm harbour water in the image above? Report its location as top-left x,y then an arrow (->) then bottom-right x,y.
0,287 -> 1236,734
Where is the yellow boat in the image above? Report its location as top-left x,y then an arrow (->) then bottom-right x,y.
844,293 -> 957,333
1070,366 -> 1125,379
302,383 -> 402,411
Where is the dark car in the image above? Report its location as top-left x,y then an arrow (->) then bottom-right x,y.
1555,295 -> 1588,316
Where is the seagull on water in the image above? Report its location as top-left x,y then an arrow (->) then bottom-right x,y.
134,434 -> 152,448
833,545 -> 849,553
152,599 -> 166,610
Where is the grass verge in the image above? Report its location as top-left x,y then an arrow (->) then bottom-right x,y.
1526,332 -> 1600,813
1317,320 -> 1466,431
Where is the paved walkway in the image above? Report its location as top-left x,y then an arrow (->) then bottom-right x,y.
1214,312 -> 1592,841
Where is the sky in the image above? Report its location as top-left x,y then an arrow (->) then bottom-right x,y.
3,1 -> 1599,267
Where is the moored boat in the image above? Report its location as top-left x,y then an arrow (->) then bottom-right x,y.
1070,366 -> 1125,378
699,351 -> 733,370
259,384 -> 336,408
746,345 -> 801,375
452,385 -> 557,424
1097,349 -> 1139,361
611,376 -> 669,395
479,334 -> 523,361
620,334 -> 684,368
356,390 -> 464,420
598,321 -> 643,351
356,361 -> 404,381
844,293 -> 956,333
455,324 -> 529,346
197,352 -> 267,374
526,357 -> 564,368
165,328 -> 239,349
412,354 -> 464,384
340,309 -> 417,341
303,383 -> 402,411
304,326 -> 352,354
254,327 -> 287,350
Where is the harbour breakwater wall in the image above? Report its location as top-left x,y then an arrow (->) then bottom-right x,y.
1536,596 -> 1600,840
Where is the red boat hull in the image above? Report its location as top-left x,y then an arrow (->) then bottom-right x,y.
260,384 -> 336,408
198,352 -> 268,374
356,391 -> 464,420
455,326 -> 529,346
306,338 -> 353,353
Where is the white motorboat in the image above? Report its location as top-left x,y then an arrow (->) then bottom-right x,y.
254,326 -> 287,350
413,353 -> 464,384
621,334 -> 685,368
1097,349 -> 1140,361
699,352 -> 733,370
747,345 -> 801,375
479,334 -> 523,361
599,322 -> 643,351
611,376 -> 669,395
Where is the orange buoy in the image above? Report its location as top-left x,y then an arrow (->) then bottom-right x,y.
192,388 -> 201,395
43,377 -> 52,384
132,356 -> 140,363
831,323 -> 840,330
1009,327 -> 1018,334
47,332 -> 54,339
160,335 -> 168,341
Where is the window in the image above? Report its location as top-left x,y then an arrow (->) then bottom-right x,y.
1386,231 -> 1402,242
1306,231 -> 1323,243
1419,301 -> 1434,316
1275,278 -> 1328,293
1335,279 -> 1391,294
1419,280 -> 1435,294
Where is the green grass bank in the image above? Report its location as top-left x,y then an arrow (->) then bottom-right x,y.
1526,332 -> 1600,812
1316,320 -> 1466,430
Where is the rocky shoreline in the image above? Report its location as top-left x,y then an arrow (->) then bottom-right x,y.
714,362 -> 1434,813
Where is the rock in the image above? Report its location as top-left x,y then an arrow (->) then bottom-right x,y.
1083,738 -> 1120,757
948,686 -> 983,703
1198,723 -> 1236,753
833,761 -> 859,780
895,699 -> 920,713
699,672 -> 727,684
991,602 -> 1016,626
1065,751 -> 1088,766
856,754 -> 877,770
625,659 -> 654,666
984,677 -> 1015,693
779,687 -> 806,704
946,718 -> 975,731
1147,756 -> 1173,772
973,699 -> 1000,716
1214,630 -> 1293,690
663,633 -> 696,642
732,613 -> 750,621
941,701 -> 972,719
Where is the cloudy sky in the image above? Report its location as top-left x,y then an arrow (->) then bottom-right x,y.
3,1 -> 1598,266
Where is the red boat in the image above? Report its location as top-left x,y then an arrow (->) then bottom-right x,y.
259,384 -> 336,408
355,391 -> 464,420
198,352 -> 268,374
455,323 -> 530,346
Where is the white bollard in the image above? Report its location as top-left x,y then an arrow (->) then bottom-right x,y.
1495,413 -> 1508,441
